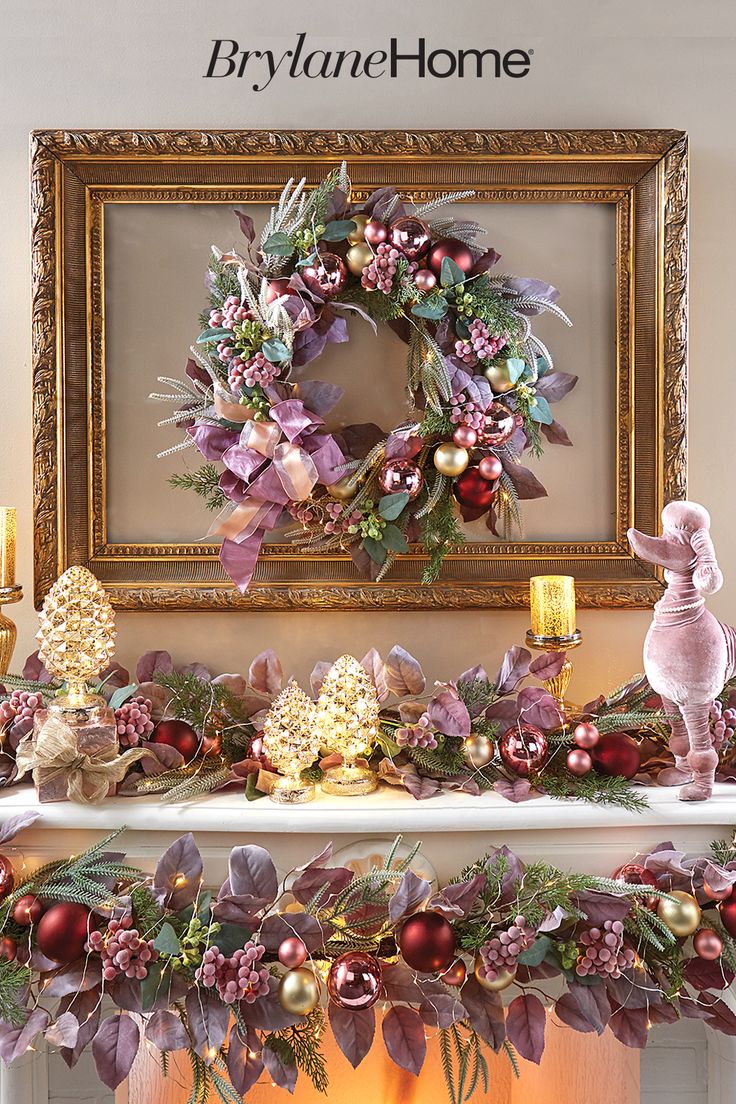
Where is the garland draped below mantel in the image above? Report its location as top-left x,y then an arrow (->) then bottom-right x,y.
0,815 -> 735,1102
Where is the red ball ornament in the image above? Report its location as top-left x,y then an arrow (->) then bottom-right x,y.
265,278 -> 292,305
440,959 -> 467,987
452,425 -> 477,450
573,722 -> 600,750
12,894 -> 43,926
453,468 -> 498,510
364,219 -> 388,248
694,928 -> 723,961
151,719 -> 200,762
399,911 -> 456,974
592,733 -> 640,780
566,748 -> 592,776
301,253 -> 348,299
278,937 -> 308,970
327,951 -> 383,1011
478,455 -> 503,482
389,216 -> 430,260
498,724 -> 549,776
427,238 -> 474,278
36,903 -> 93,964
477,403 -> 516,448
719,894 -> 736,938
0,854 -> 15,901
0,937 -> 17,962
703,878 -> 734,902
611,862 -> 658,910
413,269 -> 437,293
378,458 -> 424,501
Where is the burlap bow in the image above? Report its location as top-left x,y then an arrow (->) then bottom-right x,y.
15,718 -> 150,805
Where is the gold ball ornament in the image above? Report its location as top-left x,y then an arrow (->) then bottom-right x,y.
347,213 -> 370,245
278,967 -> 321,1015
657,890 -> 702,937
328,474 -> 361,501
484,362 -> 515,394
474,957 -> 516,992
346,242 -> 374,276
433,443 -> 469,478
463,733 -> 495,769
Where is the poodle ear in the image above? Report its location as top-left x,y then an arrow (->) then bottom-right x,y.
691,528 -> 723,595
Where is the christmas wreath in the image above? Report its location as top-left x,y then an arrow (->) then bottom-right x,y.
154,164 -> 575,591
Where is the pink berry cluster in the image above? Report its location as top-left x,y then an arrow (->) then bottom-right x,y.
209,295 -> 249,331
114,695 -> 155,748
196,942 -> 270,1005
396,713 -> 438,750
477,916 -> 536,982
228,350 -> 280,391
322,500 -> 363,536
449,392 -> 485,431
575,920 -> 635,979
710,698 -> 736,752
361,243 -> 417,294
0,690 -> 43,739
86,915 -> 158,982
454,321 -> 508,367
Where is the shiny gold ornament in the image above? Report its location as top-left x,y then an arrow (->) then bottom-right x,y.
657,890 -> 701,937
347,213 -> 370,244
316,655 -> 380,796
278,966 -> 321,1015
327,474 -> 361,502
262,681 -> 321,804
474,958 -> 516,992
346,242 -> 374,276
37,566 -> 116,706
433,443 -> 469,478
463,733 -> 495,769
484,363 -> 515,394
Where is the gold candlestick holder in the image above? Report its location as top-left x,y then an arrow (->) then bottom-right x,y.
0,585 -> 23,676
526,574 -> 582,713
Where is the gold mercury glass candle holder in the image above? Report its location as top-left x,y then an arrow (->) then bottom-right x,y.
525,574 -> 582,712
316,655 -> 380,797
0,508 -> 21,676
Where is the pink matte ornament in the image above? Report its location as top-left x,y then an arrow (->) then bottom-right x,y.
413,269 -> 437,293
628,501 -> 733,802
453,425 -> 478,450
278,937 -> 308,969
364,220 -> 388,247
566,748 -> 592,776
703,878 -> 733,902
693,928 -> 723,961
478,455 -> 503,482
573,722 -> 600,750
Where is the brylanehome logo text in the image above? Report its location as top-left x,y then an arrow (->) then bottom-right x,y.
204,34 -> 533,91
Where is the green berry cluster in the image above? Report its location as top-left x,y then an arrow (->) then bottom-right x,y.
293,225 -> 326,256
357,503 -> 387,541
240,386 -> 271,422
557,939 -> 580,971
169,915 -> 221,972
232,319 -> 269,359
449,286 -> 475,317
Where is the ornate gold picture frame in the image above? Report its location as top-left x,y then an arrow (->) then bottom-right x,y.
31,129 -> 687,611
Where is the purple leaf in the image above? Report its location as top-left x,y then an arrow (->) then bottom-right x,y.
493,778 -> 541,803
263,1043 -> 298,1092
427,690 -> 471,739
684,956 -> 734,992
145,1010 -> 189,1052
22,650 -> 53,682
211,673 -> 248,698
135,650 -> 173,683
419,994 -> 467,1028
460,977 -> 506,1051
381,962 -> 432,1003
212,892 -> 272,926
535,371 -> 578,403
0,810 -> 41,845
701,861 -> 736,898
310,660 -> 332,696
234,209 -> 256,244
177,662 -> 211,681
239,977 -> 306,1031
248,650 -> 283,695
606,968 -> 660,1010
608,1004 -> 650,1049
185,988 -> 229,1061
45,1012 -> 79,1049
140,739 -> 185,775
383,646 -> 426,697
361,648 -> 389,702
428,875 -> 485,919
41,958 -> 102,997
529,652 -> 567,681
506,993 -> 546,1064
516,686 -> 563,729
458,664 -> 489,685
58,987 -> 101,1067
110,975 -> 143,1013
486,697 -> 521,725
259,912 -> 328,954
505,463 -> 548,501
329,1004 -> 375,1068
572,891 -> 632,927
555,983 -> 610,1035
228,1026 -> 264,1095
493,646 -> 531,694
388,869 -> 431,923
92,1014 -> 140,1090
382,1005 -> 426,1076
0,1009 -> 50,1064
227,844 -> 278,903
690,991 -> 736,1035
153,834 -> 203,910
541,420 -> 573,447
291,864 -> 353,910
403,774 -> 443,801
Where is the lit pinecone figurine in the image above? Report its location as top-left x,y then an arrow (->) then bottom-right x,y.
261,681 -> 321,804
316,655 -> 380,796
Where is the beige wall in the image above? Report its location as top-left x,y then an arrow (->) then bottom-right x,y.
1,1 -> 735,698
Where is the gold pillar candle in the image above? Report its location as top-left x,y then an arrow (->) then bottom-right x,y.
0,509 -> 16,588
529,575 -> 577,641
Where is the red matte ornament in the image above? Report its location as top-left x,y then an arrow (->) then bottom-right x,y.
327,951 -> 383,1010
592,733 -> 640,780
453,468 -> 498,510
36,902 -> 94,964
399,911 -> 456,973
151,719 -> 200,762
498,723 -> 549,776
719,894 -> 736,938
0,937 -> 17,962
12,894 -> 43,926
0,854 -> 15,902
426,238 -> 474,277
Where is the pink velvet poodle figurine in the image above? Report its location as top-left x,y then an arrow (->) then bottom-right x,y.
628,501 -> 736,801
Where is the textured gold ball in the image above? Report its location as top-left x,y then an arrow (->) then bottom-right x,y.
346,242 -> 374,276
484,363 -> 515,394
278,967 -> 320,1015
347,213 -> 370,245
463,734 -> 495,769
657,890 -> 701,937
327,474 -> 360,501
433,443 -> 469,478
474,958 -> 516,992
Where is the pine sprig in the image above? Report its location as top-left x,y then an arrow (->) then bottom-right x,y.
169,465 -> 227,513
539,768 -> 649,811
420,490 -> 465,583
266,1009 -> 329,1094
4,829 -> 138,911
0,959 -> 32,1027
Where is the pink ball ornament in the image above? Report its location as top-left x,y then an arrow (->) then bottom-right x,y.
364,219 -> 388,247
694,928 -> 724,961
427,238 -> 475,278
414,269 -> 437,293
278,937 -> 308,970
566,748 -> 593,776
478,455 -> 503,482
377,458 -> 424,501
703,878 -> 734,902
452,425 -> 478,450
498,724 -> 548,776
477,403 -> 516,448
440,959 -> 467,987
265,278 -> 292,305
573,722 -> 600,750
301,253 -> 348,299
389,216 -> 431,260
327,951 -> 383,1011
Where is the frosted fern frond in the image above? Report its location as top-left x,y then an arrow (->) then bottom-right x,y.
413,190 -> 476,217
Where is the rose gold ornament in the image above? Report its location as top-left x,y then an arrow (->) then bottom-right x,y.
301,253 -> 348,299
278,937 -> 308,969
0,937 -> 17,962
413,269 -> 437,293
474,958 -> 516,992
611,861 -> 658,911
566,748 -> 592,776
463,733 -> 495,769
389,216 -> 431,260
346,242 -> 374,276
477,403 -> 516,448
693,928 -> 723,960
441,959 -> 467,987
378,459 -> 424,500
498,723 -> 548,776
452,425 -> 477,450
364,220 -> 388,247
478,455 -> 503,482
347,213 -> 370,245
703,878 -> 733,902
327,951 -> 383,1010
433,443 -> 469,478
573,722 -> 600,750
427,239 -> 474,277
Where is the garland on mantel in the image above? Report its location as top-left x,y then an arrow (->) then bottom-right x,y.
3,642 -> 736,810
0,814 -> 735,1101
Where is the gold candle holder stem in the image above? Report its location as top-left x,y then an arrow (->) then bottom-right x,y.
0,586 -> 23,676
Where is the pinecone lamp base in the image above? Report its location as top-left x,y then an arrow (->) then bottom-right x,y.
269,776 -> 316,805
321,763 -> 378,797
